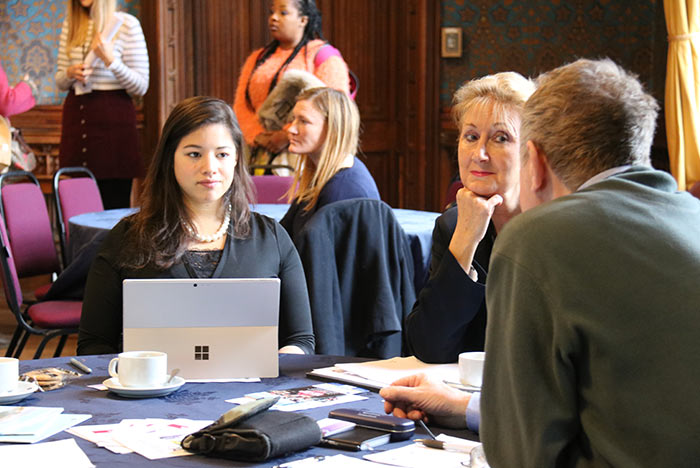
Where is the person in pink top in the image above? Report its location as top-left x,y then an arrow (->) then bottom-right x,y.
233,0 -> 349,175
0,59 -> 36,117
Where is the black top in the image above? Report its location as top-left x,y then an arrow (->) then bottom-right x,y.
78,212 -> 315,355
405,206 -> 495,363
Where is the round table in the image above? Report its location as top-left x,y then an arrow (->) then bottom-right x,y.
68,204 -> 440,290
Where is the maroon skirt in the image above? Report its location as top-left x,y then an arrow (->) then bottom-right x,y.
59,89 -> 145,179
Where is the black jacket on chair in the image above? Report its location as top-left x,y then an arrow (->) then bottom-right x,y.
293,199 -> 416,358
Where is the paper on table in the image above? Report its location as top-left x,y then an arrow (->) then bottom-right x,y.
336,357 -> 460,385
110,418 -> 212,460
226,383 -> 368,412
186,377 -> 260,383
364,434 -> 480,468
0,413 -> 92,444
66,423 -> 133,454
0,406 -> 64,437
275,454 -> 381,467
307,366 -> 386,390
0,438 -> 95,468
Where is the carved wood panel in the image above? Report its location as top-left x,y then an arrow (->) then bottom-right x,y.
140,0 -> 187,165
188,0 -> 269,102
141,0 -> 440,210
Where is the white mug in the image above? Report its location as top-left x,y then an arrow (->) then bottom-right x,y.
458,351 -> 485,388
0,357 -> 19,393
108,351 -> 167,388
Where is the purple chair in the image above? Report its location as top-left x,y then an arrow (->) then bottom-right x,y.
0,171 -> 61,301
53,167 -> 104,267
0,173 -> 81,359
251,175 -> 294,204
443,179 -> 463,209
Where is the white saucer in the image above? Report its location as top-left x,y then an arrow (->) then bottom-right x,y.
103,376 -> 185,398
0,381 -> 40,404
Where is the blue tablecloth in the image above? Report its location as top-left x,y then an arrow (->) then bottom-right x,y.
68,205 -> 440,291
6,354 -> 475,467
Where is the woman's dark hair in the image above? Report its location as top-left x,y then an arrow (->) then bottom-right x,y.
120,96 -> 254,270
245,0 -> 325,110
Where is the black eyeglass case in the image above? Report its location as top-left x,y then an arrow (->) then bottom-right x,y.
327,408 -> 415,441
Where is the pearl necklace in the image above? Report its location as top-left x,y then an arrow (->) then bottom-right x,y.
183,205 -> 231,243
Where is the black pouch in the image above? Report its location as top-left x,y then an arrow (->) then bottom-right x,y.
181,396 -> 322,462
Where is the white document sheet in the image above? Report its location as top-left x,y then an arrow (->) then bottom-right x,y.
364,434 -> 481,468
276,454 -> 382,467
0,438 -> 95,468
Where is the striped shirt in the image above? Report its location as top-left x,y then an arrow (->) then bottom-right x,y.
55,12 -> 149,97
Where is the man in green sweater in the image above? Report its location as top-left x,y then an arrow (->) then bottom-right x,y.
381,58 -> 700,467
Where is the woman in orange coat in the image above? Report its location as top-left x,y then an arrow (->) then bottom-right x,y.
233,0 -> 349,175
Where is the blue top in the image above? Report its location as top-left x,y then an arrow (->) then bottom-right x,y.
316,157 -> 380,206
280,157 -> 380,240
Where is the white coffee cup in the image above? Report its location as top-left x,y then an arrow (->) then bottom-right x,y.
458,351 -> 485,388
108,351 -> 167,388
0,357 -> 19,393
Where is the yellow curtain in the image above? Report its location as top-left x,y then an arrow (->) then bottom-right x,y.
664,0 -> 700,191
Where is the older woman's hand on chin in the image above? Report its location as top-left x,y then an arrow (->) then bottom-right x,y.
449,187 -> 503,276
379,374 -> 471,429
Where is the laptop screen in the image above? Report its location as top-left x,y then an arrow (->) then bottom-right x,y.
122,278 -> 280,380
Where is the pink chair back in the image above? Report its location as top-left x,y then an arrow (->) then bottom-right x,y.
58,177 -> 104,242
0,214 -> 25,309
252,175 -> 294,204
1,181 -> 60,277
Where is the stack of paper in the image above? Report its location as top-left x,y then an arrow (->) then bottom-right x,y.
308,357 -> 472,391
67,418 -> 212,460
0,406 -> 91,444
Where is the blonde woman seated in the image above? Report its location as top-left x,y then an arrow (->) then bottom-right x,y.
78,96 -> 314,356
406,72 -> 535,363
280,87 -> 380,240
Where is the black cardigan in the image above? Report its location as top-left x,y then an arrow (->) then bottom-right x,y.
78,212 -> 314,355
404,206 -> 495,363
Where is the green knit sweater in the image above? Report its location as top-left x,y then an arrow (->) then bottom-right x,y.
482,167 -> 700,467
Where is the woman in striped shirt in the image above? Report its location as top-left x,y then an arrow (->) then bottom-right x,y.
56,0 -> 149,209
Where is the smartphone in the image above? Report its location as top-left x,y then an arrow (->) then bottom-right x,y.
316,417 -> 356,437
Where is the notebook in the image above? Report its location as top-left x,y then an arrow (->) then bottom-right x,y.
122,278 -> 280,380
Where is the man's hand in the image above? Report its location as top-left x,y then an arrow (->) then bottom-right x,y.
448,187 -> 503,275
379,374 -> 471,429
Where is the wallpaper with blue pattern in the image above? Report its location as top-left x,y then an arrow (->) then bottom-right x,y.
440,0 -> 661,107
1,0 -> 140,105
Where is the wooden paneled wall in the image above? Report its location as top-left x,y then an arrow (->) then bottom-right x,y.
13,2 -> 443,211
141,0 -> 442,211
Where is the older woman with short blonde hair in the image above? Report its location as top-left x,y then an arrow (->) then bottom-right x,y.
406,71 -> 535,363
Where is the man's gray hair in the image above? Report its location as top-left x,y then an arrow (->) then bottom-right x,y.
521,58 -> 659,190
